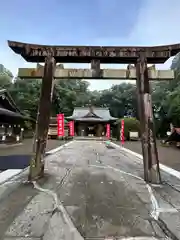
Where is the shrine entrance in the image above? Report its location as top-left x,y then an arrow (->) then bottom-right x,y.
8,40 -> 177,183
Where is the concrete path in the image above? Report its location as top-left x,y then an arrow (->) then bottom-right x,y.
0,140 -> 180,239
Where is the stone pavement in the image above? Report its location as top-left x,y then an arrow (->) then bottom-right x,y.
0,140 -> 180,239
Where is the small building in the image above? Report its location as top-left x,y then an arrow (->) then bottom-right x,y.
0,89 -> 29,143
48,116 -> 69,139
66,106 -> 117,137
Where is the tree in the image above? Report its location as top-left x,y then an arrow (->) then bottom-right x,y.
0,64 -> 13,89
96,83 -> 138,118
9,78 -> 41,119
116,117 -> 140,140
53,79 -> 91,116
2,62 -> 180,139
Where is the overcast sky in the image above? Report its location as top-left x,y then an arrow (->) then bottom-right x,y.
0,0 -> 178,90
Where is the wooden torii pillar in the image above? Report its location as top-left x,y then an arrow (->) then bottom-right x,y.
135,55 -> 161,183
30,63 -> 64,180
92,58 -> 162,183
29,56 -> 56,180
7,40 -> 177,182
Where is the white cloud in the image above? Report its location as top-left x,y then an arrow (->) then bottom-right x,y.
0,0 -> 179,90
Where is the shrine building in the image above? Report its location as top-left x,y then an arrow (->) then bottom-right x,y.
66,106 -> 117,137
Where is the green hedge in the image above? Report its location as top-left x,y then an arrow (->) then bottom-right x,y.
116,117 -> 140,140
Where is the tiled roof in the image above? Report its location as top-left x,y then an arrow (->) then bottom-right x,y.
0,107 -> 22,118
0,89 -> 34,121
66,107 -> 117,121
0,89 -> 22,113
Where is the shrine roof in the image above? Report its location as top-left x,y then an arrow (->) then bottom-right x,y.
8,40 -> 180,64
0,89 -> 34,121
0,89 -> 23,114
66,107 -> 117,121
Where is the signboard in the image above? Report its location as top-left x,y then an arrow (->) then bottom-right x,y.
69,121 -> 74,136
27,46 -> 171,60
129,132 -> 139,138
129,131 -> 139,140
120,120 -> 125,145
57,114 -> 64,136
106,124 -> 111,139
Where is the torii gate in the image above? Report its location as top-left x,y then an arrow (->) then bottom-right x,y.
8,41 -> 177,183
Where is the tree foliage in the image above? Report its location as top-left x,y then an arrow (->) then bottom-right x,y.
1,60 -> 180,137
116,117 -> 140,140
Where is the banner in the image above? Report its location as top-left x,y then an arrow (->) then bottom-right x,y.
120,119 -> 125,144
106,124 -> 110,138
57,114 -> 64,136
69,121 -> 74,136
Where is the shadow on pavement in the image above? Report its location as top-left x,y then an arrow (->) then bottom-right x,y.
0,155 -> 31,170
0,139 -> 65,171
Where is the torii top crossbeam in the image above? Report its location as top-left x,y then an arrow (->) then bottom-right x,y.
8,40 -> 180,64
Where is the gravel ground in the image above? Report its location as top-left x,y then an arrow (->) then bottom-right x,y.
0,140 -> 180,239
0,139 -> 69,171
121,140 -> 180,172
0,139 -> 67,156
